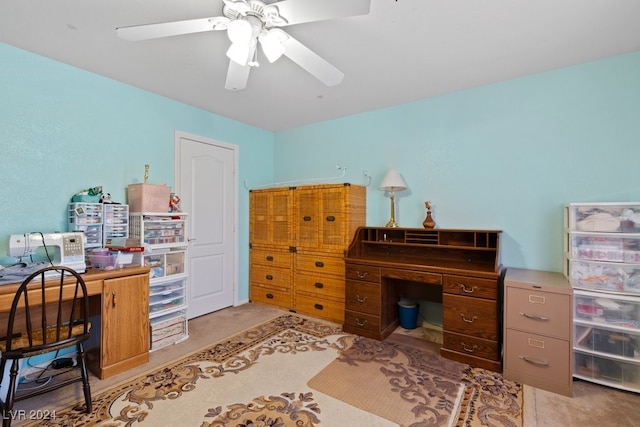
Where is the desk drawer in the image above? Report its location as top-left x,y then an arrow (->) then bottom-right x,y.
443,294 -> 497,340
345,263 -> 381,283
344,310 -> 381,335
345,280 -> 381,315
381,268 -> 442,285
504,329 -> 570,384
506,287 -> 571,339
443,331 -> 499,360
443,275 -> 497,300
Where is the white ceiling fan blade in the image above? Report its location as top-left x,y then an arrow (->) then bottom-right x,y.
272,0 -> 370,26
116,17 -> 228,42
281,34 -> 344,86
225,53 -> 253,91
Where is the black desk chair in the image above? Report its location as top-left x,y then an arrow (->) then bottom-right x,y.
0,266 -> 92,426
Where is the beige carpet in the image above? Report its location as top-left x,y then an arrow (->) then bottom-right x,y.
27,314 -> 522,426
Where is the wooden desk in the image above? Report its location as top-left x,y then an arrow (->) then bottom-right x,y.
343,227 -> 504,371
0,266 -> 150,379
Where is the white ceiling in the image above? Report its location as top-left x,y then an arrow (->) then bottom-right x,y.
2,0 -> 640,132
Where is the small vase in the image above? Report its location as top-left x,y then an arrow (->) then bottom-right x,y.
423,211 -> 436,229
423,201 -> 436,229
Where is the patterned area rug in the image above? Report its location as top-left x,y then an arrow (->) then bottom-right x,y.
30,314 -> 522,426
309,335 -> 523,426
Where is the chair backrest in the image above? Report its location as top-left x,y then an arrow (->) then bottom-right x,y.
2,266 -> 90,357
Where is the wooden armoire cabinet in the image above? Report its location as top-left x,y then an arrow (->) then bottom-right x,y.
249,183 -> 366,323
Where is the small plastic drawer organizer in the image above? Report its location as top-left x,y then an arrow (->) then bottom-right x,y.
144,249 -> 186,280
103,204 -> 129,243
149,278 -> 187,315
129,213 -> 186,247
68,203 -> 104,248
573,289 -> 640,391
150,311 -> 188,350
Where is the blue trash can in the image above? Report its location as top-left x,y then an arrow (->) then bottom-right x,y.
397,300 -> 419,329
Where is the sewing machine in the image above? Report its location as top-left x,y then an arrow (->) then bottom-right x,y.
8,232 -> 87,273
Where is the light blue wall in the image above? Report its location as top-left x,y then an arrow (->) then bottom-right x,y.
274,51 -> 640,274
0,43 -> 274,302
3,40 -> 640,309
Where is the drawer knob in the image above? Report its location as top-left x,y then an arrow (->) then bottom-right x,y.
314,282 -> 324,289
266,293 -> 274,299
356,271 -> 369,279
356,318 -> 368,327
519,355 -> 549,367
460,314 -> 477,323
461,284 -> 478,294
315,261 -> 324,268
356,295 -> 368,303
266,274 -> 273,280
461,342 -> 478,353
519,312 -> 549,321
266,255 -> 274,261
326,215 -> 336,222
303,216 -> 312,222
314,303 -> 324,310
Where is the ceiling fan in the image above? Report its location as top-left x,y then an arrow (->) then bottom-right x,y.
116,0 -> 371,91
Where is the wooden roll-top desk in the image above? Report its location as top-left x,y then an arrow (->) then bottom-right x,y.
343,227 -> 504,371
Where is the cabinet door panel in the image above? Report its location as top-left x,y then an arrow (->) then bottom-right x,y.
102,274 -> 149,366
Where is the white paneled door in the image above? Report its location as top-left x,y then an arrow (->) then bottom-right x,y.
175,131 -> 237,319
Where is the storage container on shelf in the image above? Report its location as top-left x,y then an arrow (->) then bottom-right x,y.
127,183 -> 171,213
89,249 -> 142,270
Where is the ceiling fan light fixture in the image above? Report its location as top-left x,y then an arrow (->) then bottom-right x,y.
259,30 -> 285,63
226,19 -> 252,43
226,42 -> 250,66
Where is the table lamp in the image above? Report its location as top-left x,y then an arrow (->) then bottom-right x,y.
380,168 -> 407,228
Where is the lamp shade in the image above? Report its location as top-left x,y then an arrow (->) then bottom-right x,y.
379,168 -> 407,191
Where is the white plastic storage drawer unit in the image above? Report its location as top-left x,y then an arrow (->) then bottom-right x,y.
573,289 -> 640,391
129,212 -> 189,351
68,202 -> 103,248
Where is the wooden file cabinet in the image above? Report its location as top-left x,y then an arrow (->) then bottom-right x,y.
503,268 -> 573,396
